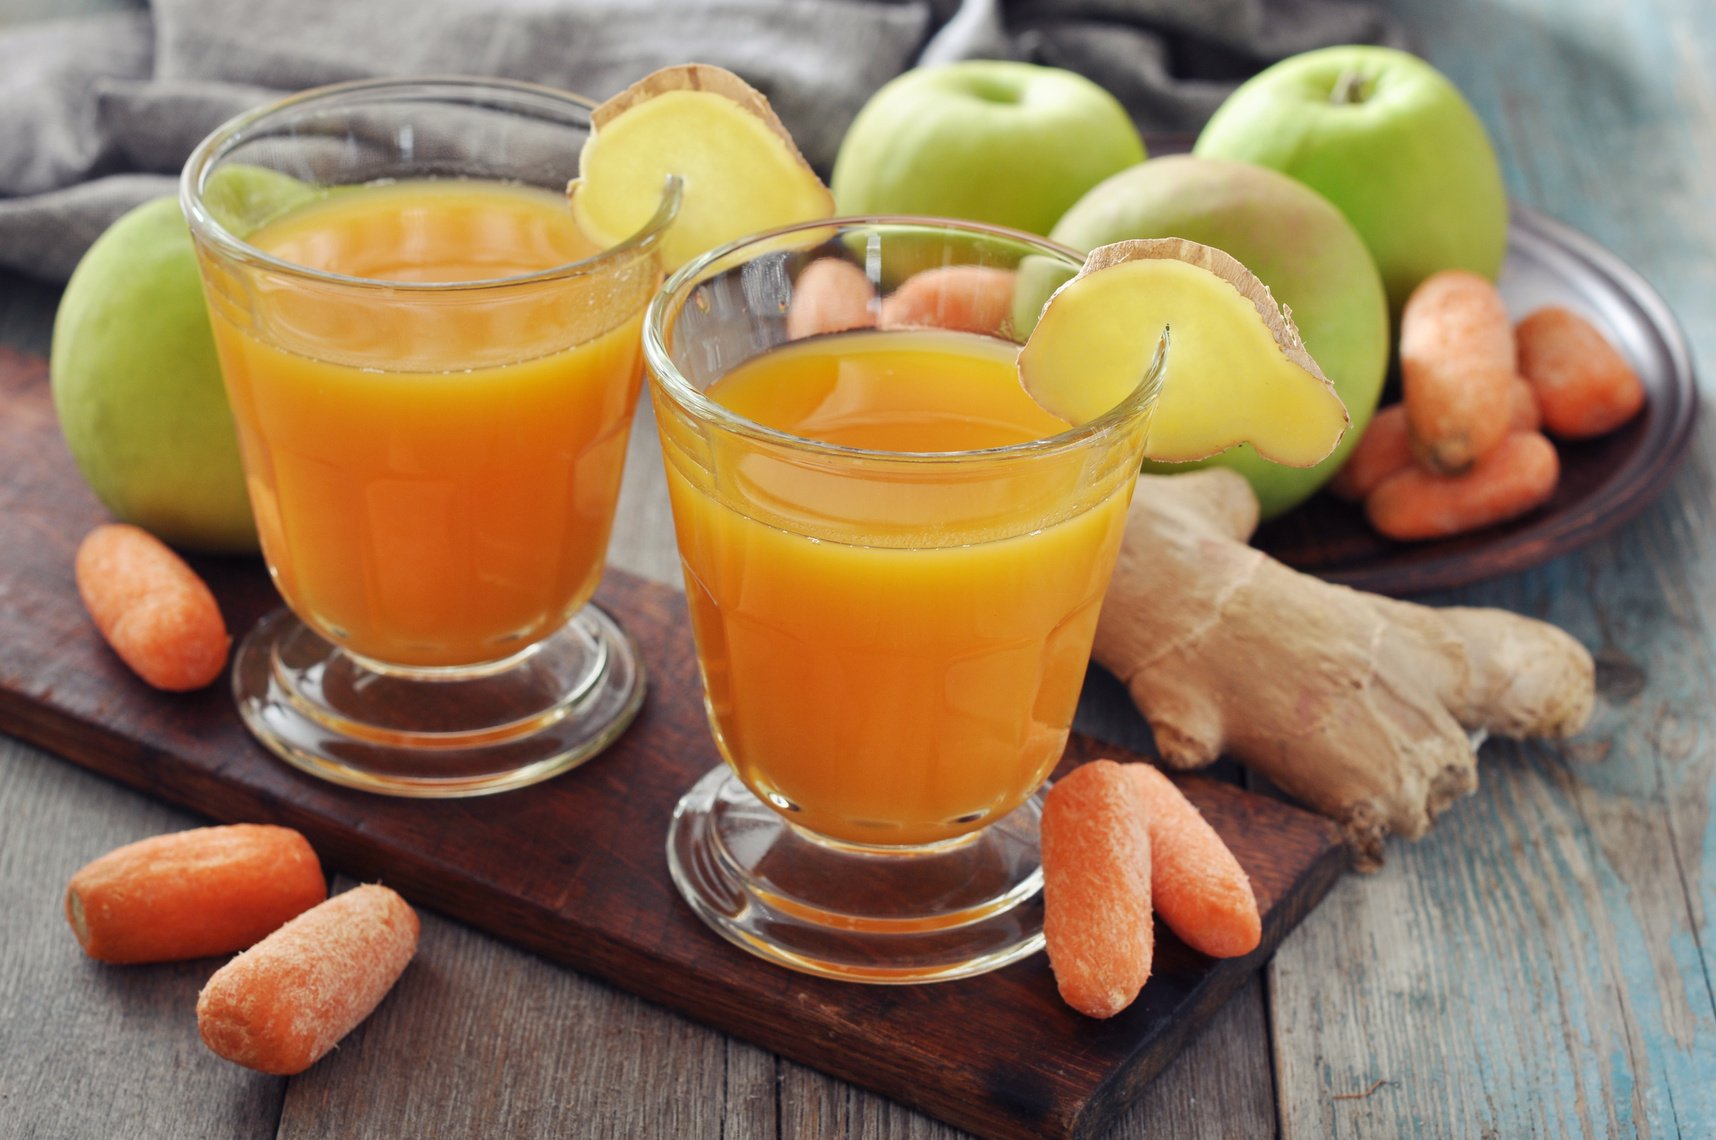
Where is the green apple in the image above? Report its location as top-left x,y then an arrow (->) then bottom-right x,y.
199,163 -> 324,236
1048,155 -> 1390,517
831,61 -> 1146,236
1193,45 -> 1507,318
51,167 -> 317,553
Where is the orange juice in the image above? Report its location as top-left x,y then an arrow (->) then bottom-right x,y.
658,329 -> 1137,847
201,180 -> 653,667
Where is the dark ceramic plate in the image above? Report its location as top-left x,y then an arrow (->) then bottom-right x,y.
1254,204 -> 1700,596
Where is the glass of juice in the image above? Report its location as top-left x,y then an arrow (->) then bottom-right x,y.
180,78 -> 676,796
645,218 -> 1163,981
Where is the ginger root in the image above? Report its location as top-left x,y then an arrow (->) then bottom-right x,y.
1092,468 -> 1595,870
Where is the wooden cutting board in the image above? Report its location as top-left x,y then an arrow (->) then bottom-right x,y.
0,348 -> 1345,1140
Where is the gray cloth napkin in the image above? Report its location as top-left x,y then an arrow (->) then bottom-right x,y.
0,0 -> 1396,282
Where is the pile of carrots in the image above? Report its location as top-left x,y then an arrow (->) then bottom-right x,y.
1331,271 -> 1646,541
67,824 -> 418,1075
1040,760 -> 1261,1019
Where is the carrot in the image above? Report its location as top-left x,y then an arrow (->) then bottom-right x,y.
785,257 -> 877,340
197,883 -> 419,1075
1508,377 -> 1543,433
1367,430 -> 1560,542
1400,270 -> 1517,475
75,523 -> 229,691
1516,305 -> 1646,439
1123,764 -> 1260,958
1328,404 -> 1411,502
1040,760 -> 1152,1018
1333,384 -> 1542,504
879,265 -> 1017,335
66,824 -> 326,964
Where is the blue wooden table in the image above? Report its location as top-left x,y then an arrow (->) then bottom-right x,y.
1,0 -> 1711,1136
1304,2 -> 1715,1134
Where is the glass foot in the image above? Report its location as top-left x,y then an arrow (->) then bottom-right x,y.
667,766 -> 1046,983
233,605 -> 644,797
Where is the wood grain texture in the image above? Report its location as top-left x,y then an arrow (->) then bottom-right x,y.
271,877 -> 757,1140
0,351 -> 1343,1139
0,735 -> 776,1140
0,737 -> 284,1140
1269,2 -> 1716,1135
778,979 -> 1278,1140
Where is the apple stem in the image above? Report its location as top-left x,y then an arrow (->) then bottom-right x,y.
1331,70 -> 1370,105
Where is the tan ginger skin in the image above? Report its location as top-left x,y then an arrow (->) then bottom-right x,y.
1093,468 -> 1595,871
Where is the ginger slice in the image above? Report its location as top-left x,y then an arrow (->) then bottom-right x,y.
1017,238 -> 1349,467
569,64 -> 834,271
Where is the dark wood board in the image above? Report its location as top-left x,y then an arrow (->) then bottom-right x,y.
0,349 -> 1345,1140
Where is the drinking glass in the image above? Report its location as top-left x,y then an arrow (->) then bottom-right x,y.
181,78 -> 677,796
645,218 -> 1162,981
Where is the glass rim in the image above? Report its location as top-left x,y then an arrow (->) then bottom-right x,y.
178,74 -> 681,293
642,214 -> 1165,465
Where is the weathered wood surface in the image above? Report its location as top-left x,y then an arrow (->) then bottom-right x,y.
1268,0 -> 1716,1137
4,0 -> 1715,1136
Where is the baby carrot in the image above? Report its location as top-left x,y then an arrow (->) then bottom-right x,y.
1328,404 -> 1411,502
1516,305 -> 1646,439
75,523 -> 229,691
1333,384 -> 1542,504
785,257 -> 877,340
879,265 -> 1017,335
1367,430 -> 1560,542
1124,764 -> 1260,959
1508,377 -> 1543,433
1400,270 -> 1517,475
197,884 -> 419,1076
66,824 -> 326,964
1041,760 -> 1153,1019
